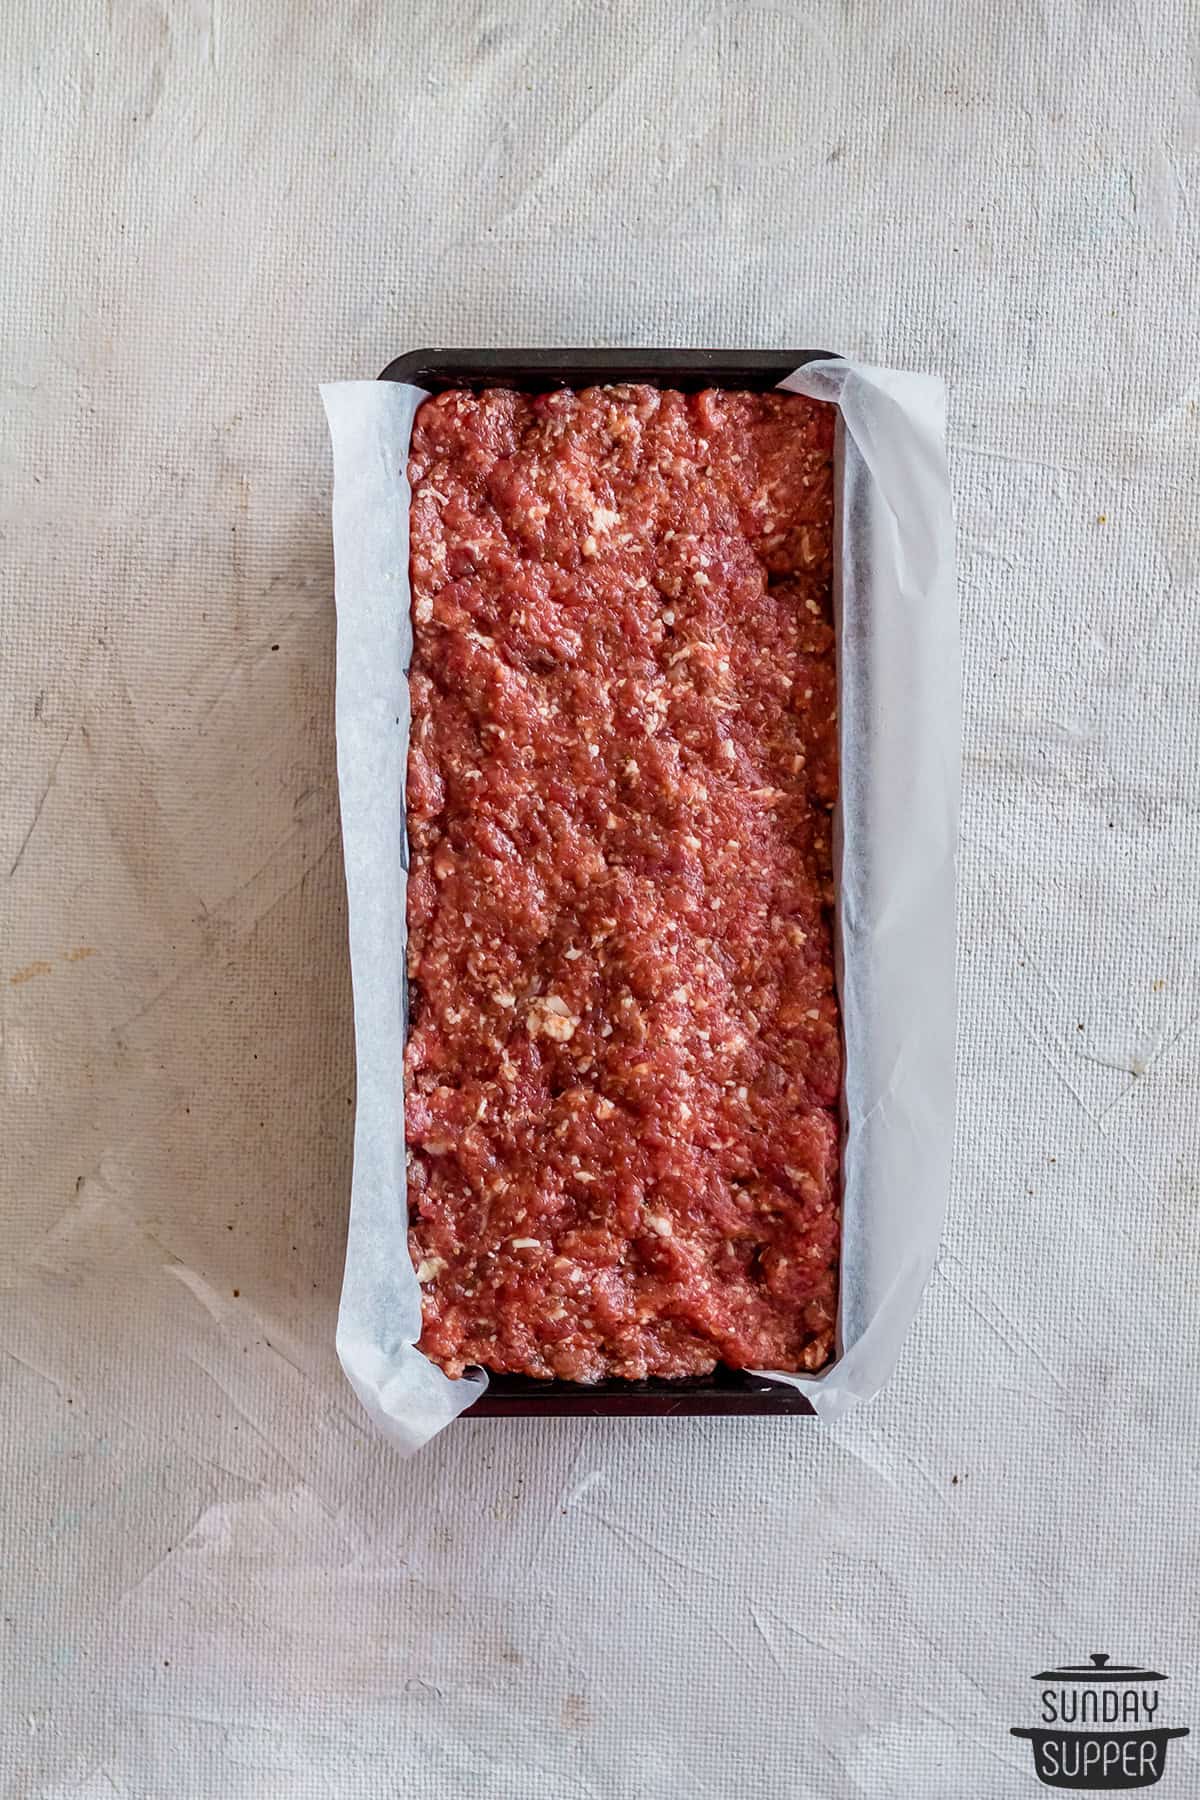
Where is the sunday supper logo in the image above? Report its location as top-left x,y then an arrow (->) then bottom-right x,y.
1010,1653 -> 1189,1790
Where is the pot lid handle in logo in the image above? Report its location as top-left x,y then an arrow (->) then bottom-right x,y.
1032,1650 -> 1166,1682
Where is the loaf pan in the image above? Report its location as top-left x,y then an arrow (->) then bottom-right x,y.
380,347 -> 838,1418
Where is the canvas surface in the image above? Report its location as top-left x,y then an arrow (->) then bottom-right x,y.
3,3 -> 1199,1795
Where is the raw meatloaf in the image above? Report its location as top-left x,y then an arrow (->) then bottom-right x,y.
404,383 -> 840,1383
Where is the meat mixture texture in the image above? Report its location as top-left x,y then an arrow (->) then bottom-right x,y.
404,383 -> 840,1382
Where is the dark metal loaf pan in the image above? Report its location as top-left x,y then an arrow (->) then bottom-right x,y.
380,347 -> 837,1418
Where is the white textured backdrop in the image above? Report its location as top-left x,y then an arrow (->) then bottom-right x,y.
3,3 -> 1200,1796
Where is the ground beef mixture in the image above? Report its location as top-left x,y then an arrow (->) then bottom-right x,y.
404,383 -> 840,1382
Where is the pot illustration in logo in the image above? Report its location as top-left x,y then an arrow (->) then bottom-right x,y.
1011,1653 -> 1189,1790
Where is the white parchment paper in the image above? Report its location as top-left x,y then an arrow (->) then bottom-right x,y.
323,360 -> 957,1452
